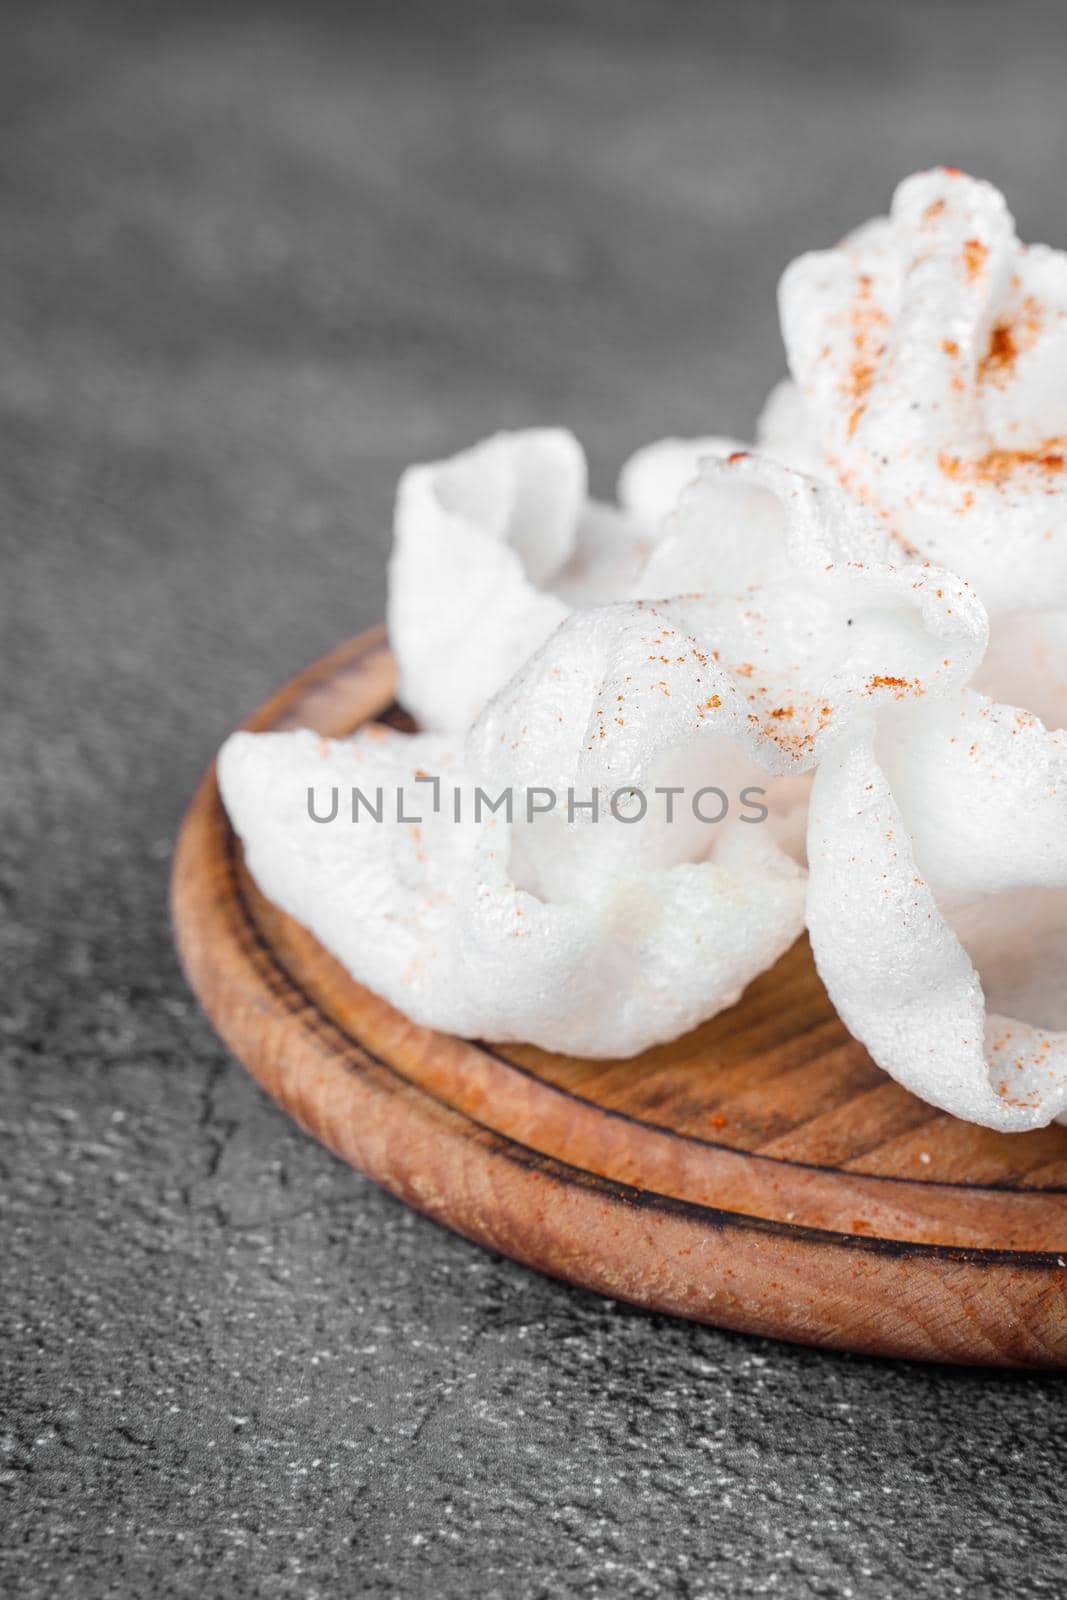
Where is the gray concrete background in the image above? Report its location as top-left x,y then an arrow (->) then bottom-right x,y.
3,2 -> 1066,1594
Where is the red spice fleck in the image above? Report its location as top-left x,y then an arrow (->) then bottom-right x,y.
939,439 -> 1067,484
979,298 -> 1043,388
727,450 -> 750,464
841,273 -> 889,419
709,1113 -> 728,1130
962,238 -> 988,281
982,322 -> 1017,378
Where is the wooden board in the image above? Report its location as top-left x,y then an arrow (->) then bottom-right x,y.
172,628 -> 1067,1367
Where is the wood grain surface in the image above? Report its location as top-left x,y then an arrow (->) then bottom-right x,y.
172,628 -> 1067,1367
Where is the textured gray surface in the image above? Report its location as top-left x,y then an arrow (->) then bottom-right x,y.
3,2 -> 1066,1595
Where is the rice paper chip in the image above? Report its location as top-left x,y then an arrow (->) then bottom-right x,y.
616,435 -> 745,527
389,428 -> 747,736
467,458 -> 986,894
779,168 -> 1067,614
388,429 -> 584,734
217,721 -> 805,1058
388,430 -> 813,737
807,693 -> 1067,1131
466,594 -> 798,880
615,389 -> 822,528
754,379 -> 822,474
220,725 -> 475,992
222,455 -> 982,1060
604,456 -> 984,773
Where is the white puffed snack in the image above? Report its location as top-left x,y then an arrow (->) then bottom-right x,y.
218,165 -> 1067,1117
617,453 -> 989,772
807,682 -> 1067,1131
387,428 -> 753,735
388,428 -> 587,735
217,718 -> 806,1059
616,434 -> 745,527
779,168 -> 1067,614
220,452 -> 991,1057
467,457 -> 987,893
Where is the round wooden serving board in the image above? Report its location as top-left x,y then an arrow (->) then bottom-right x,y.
172,628 -> 1067,1367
